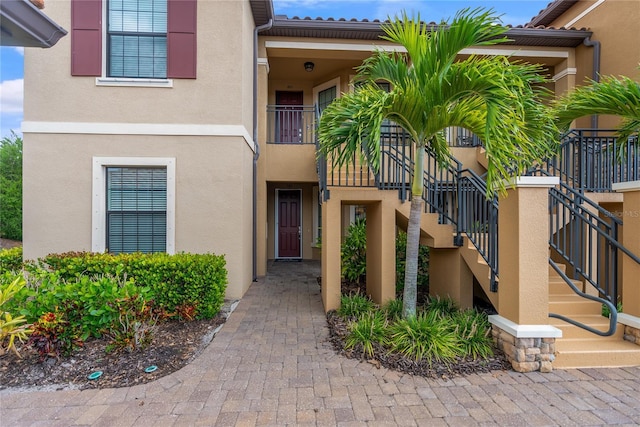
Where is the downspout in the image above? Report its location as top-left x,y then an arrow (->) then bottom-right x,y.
253,18 -> 273,281
583,36 -> 601,129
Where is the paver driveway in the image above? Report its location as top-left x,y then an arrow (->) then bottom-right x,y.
2,260 -> 640,426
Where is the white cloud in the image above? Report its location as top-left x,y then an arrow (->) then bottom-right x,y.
13,47 -> 25,56
0,79 -> 24,114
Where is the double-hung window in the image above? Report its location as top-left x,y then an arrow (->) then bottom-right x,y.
106,167 -> 167,253
70,0 -> 197,79
92,157 -> 175,255
107,0 -> 168,78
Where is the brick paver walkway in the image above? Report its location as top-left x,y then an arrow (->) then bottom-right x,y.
2,260 -> 640,426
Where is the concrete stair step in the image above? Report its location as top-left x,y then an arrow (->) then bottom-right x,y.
551,314 -> 621,339
549,277 -> 584,295
554,338 -> 640,369
549,294 -> 603,316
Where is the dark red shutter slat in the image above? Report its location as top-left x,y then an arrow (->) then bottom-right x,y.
167,0 -> 197,79
71,0 -> 102,76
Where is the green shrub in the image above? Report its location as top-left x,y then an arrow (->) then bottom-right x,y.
338,293 -> 375,319
0,276 -> 32,356
0,132 -> 22,241
0,247 -> 23,273
387,310 -> 461,363
426,295 -> 459,318
41,252 -> 227,319
453,309 -> 494,359
395,229 -> 429,294
17,272 -> 153,341
341,218 -> 367,284
382,299 -> 403,322
345,311 -> 388,357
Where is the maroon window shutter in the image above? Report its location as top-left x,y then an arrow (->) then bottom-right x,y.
167,0 -> 197,79
71,0 -> 102,76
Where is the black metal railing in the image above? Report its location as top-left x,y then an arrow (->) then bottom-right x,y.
458,169 -> 499,291
266,105 -> 317,144
538,129 -> 639,192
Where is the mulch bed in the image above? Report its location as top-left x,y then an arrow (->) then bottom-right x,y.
326,311 -> 510,379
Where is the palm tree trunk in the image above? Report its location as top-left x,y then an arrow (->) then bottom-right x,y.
402,146 -> 425,318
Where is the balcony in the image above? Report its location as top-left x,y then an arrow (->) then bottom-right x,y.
266,105 -> 317,144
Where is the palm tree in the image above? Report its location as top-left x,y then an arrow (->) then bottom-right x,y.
554,71 -> 640,143
317,9 -> 558,318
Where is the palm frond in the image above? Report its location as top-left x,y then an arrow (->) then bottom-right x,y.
555,75 -> 640,141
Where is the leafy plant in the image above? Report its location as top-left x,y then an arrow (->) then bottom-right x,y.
0,132 -> 22,240
337,293 -> 375,319
0,247 -> 23,273
345,311 -> 388,357
602,300 -> 623,318
453,309 -> 494,359
29,311 -> 79,359
387,310 -> 461,363
382,298 -> 403,322
41,252 -> 227,319
426,296 -> 459,318
0,277 -> 32,356
108,295 -> 159,353
341,218 -> 367,285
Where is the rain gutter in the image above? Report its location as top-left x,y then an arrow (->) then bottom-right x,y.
253,18 -> 273,282
583,36 -> 601,129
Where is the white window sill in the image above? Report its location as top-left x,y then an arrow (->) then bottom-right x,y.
96,78 -> 173,88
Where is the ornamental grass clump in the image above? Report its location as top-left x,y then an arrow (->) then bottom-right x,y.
453,309 -> 494,360
344,311 -> 388,358
387,309 -> 461,364
337,293 -> 375,320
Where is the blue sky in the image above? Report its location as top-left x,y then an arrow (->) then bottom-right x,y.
0,0 -> 550,140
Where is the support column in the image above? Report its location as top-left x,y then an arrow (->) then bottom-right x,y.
366,201 -> 396,306
612,181 -> 640,343
429,248 -> 473,309
321,198 -> 342,312
489,176 -> 562,373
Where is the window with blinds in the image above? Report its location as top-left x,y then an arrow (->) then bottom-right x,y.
107,0 -> 167,78
106,167 -> 167,253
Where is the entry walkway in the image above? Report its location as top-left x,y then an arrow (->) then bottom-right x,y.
2,261 -> 640,426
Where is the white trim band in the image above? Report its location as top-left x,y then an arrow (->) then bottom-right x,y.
489,315 -> 563,338
96,77 -> 173,88
553,67 -> 577,82
618,313 -> 640,330
612,181 -> 640,192
22,121 -> 256,152
504,176 -> 560,188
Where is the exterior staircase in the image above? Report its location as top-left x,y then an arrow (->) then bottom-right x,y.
548,264 -> 640,368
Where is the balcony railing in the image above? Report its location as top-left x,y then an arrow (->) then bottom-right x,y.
266,105 -> 317,144
539,129 -> 640,192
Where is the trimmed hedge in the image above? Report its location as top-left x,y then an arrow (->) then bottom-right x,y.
41,252 -> 228,319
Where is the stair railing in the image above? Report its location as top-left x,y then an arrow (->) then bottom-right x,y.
545,178 -> 640,336
457,169 -> 499,291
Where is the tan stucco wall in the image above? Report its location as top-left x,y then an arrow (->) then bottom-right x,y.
24,0 -> 255,131
22,134 -> 254,300
550,0 -> 640,129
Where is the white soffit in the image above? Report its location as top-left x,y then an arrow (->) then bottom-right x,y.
264,40 -> 570,59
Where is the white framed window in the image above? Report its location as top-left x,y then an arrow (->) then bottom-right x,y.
92,157 -> 175,254
98,0 -> 173,87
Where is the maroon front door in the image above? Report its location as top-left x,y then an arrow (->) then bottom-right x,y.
278,189 -> 301,258
276,91 -> 304,143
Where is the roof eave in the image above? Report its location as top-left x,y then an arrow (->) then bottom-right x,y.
528,0 -> 580,27
0,0 -> 67,48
